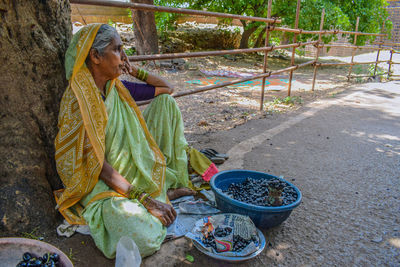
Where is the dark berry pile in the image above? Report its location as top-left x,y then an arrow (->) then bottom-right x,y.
202,226 -> 255,252
232,235 -> 252,252
16,252 -> 59,267
223,177 -> 298,207
214,226 -> 232,237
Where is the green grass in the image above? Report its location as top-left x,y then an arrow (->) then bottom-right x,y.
271,96 -> 303,106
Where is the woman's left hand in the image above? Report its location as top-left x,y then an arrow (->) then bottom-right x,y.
121,50 -> 133,75
144,197 -> 177,226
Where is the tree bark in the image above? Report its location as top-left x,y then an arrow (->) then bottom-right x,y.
254,27 -> 267,48
131,0 -> 159,55
239,23 -> 258,49
0,0 -> 71,235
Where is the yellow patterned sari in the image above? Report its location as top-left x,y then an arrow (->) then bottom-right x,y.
54,24 -> 167,225
54,24 -> 217,258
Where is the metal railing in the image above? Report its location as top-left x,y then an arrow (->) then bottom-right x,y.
70,0 -> 399,110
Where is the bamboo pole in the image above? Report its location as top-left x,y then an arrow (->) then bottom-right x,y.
287,0 -> 301,96
128,41 -> 318,62
70,0 -> 281,23
373,22 -> 385,76
259,0 -> 273,111
347,17 -> 360,81
311,9 -> 325,91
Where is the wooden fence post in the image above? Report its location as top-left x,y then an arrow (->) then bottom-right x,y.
347,17 -> 360,81
287,0 -> 301,97
259,0 -> 273,111
311,9 -> 325,91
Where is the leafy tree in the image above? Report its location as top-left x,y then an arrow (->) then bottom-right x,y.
155,0 -> 391,48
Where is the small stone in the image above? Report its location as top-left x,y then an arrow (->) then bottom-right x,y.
371,236 -> 383,243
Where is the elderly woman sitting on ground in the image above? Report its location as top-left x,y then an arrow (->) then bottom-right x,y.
54,24 -> 217,258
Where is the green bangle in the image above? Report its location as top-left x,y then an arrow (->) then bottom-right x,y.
137,68 -> 148,81
142,70 -> 148,81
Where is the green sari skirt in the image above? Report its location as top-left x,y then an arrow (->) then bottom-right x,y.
81,90 -> 189,259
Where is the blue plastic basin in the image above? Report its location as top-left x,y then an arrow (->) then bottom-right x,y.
210,170 -> 302,229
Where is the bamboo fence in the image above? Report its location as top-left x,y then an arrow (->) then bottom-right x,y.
70,0 -> 400,109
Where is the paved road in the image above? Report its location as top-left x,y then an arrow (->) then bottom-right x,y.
159,81 -> 400,267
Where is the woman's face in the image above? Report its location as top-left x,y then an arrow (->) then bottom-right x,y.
97,35 -> 125,80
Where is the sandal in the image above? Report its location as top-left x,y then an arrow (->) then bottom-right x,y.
200,149 -> 225,164
203,148 -> 229,160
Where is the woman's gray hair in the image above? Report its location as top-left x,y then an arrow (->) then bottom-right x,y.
91,24 -> 119,56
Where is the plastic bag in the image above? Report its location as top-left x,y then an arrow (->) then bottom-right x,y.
115,236 -> 141,267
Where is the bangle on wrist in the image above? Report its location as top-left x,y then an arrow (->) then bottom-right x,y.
142,195 -> 152,207
128,186 -> 143,200
137,68 -> 149,82
139,193 -> 150,204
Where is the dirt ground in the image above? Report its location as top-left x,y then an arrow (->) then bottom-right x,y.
14,51 -> 400,266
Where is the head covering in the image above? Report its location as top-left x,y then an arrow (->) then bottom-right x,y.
54,24 -> 107,224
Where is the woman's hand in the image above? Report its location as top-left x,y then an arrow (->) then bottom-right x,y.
121,50 -> 174,92
121,50 -> 134,75
143,196 -> 177,226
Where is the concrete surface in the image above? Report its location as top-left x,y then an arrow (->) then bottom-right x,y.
157,80 -> 400,267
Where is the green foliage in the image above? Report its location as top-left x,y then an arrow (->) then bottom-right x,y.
367,64 -> 385,76
154,0 -> 187,33
107,19 -> 116,28
154,0 -> 391,48
124,47 -> 136,56
352,65 -> 366,75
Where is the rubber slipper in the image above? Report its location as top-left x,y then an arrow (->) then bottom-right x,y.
204,148 -> 229,160
209,156 -> 225,165
200,150 -> 225,164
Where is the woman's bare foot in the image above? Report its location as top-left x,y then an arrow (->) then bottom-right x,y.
167,187 -> 196,200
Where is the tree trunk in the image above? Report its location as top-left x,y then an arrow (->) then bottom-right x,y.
254,27 -> 267,48
239,24 -> 258,49
131,0 -> 159,55
0,0 -> 71,235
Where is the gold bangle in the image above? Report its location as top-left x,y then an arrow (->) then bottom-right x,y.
139,193 -> 150,204
142,195 -> 152,206
128,186 -> 143,200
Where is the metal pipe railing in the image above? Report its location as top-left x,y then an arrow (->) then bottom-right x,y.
259,0 -> 273,110
317,60 -> 388,66
311,9 -> 325,91
128,42 -> 318,61
287,0 -> 301,96
70,0 -> 281,24
320,44 -> 393,51
271,27 -> 386,37
137,60 -> 315,106
71,0 -> 399,106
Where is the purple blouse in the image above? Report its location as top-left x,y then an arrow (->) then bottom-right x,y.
121,80 -> 155,101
